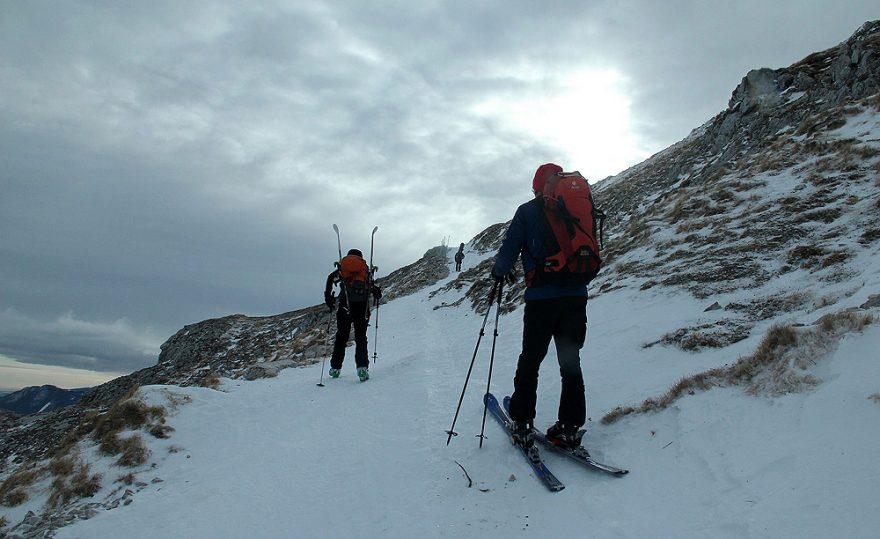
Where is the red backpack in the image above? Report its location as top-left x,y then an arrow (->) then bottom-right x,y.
534,171 -> 605,286
339,254 -> 370,301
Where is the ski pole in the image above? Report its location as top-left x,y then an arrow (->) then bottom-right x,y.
445,279 -> 499,445
371,296 -> 380,364
316,304 -> 334,387
477,278 -> 505,447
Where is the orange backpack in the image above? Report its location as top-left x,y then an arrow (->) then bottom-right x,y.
339,254 -> 370,301
536,171 -> 605,286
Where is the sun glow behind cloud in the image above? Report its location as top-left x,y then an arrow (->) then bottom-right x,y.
473,68 -> 648,181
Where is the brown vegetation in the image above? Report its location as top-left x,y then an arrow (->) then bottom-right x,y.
47,462 -> 102,508
1,389 -> 173,512
821,251 -> 850,268
116,473 -> 136,485
603,311 -> 875,424
0,463 -> 45,506
200,373 -> 222,390
788,245 -> 828,268
115,435 -> 150,467
48,455 -> 77,477
859,228 -> 880,245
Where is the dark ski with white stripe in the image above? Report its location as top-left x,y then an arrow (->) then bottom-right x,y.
484,392 -> 565,492
503,396 -> 628,476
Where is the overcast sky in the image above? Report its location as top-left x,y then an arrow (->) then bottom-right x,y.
1,1 -> 877,390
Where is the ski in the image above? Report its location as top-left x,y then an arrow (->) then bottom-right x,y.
503,396 -> 629,476
332,223 -> 343,262
366,225 -> 378,324
484,392 -> 565,492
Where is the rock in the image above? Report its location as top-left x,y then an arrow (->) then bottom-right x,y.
704,302 -> 722,312
243,360 -> 298,381
730,68 -> 782,113
860,294 -> 880,309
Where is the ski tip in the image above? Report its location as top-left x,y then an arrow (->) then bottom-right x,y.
332,223 -> 339,231
372,225 -> 378,233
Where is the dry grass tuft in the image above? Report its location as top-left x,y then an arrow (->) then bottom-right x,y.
86,394 -> 168,458
603,312 -> 875,424
201,373 -> 222,390
93,397 -> 166,438
0,463 -> 45,506
115,434 -> 150,467
48,462 -> 102,508
116,473 -> 136,485
859,228 -> 880,245
48,455 -> 77,477
149,424 -> 175,439
2,489 -> 28,507
788,245 -> 828,268
817,311 -> 874,333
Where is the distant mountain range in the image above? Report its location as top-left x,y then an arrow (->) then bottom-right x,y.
0,385 -> 90,415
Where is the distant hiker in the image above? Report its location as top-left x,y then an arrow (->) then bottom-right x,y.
324,249 -> 382,381
454,243 -> 465,271
491,163 -> 603,450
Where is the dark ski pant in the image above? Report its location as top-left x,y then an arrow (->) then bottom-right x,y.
508,296 -> 587,427
331,300 -> 369,370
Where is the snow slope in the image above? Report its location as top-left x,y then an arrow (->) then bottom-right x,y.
11,246 -> 873,539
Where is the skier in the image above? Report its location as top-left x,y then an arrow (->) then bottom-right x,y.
454,243 -> 465,271
324,249 -> 382,381
490,163 -> 589,449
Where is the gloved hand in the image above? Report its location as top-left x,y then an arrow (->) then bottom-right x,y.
371,286 -> 382,300
491,267 -> 517,284
325,292 -> 336,311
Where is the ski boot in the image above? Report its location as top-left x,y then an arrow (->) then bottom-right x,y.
510,420 -> 534,448
545,421 -> 584,450
357,367 -> 370,382
328,368 -> 340,379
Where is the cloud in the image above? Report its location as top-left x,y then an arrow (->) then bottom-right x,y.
1,1 -> 878,385
0,309 -> 161,373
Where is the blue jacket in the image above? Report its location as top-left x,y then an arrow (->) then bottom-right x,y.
492,197 -> 588,301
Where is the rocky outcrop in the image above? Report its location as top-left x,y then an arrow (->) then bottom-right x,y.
597,20 -> 880,220
731,68 -> 783,114
586,21 -> 880,356
379,245 -> 450,300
